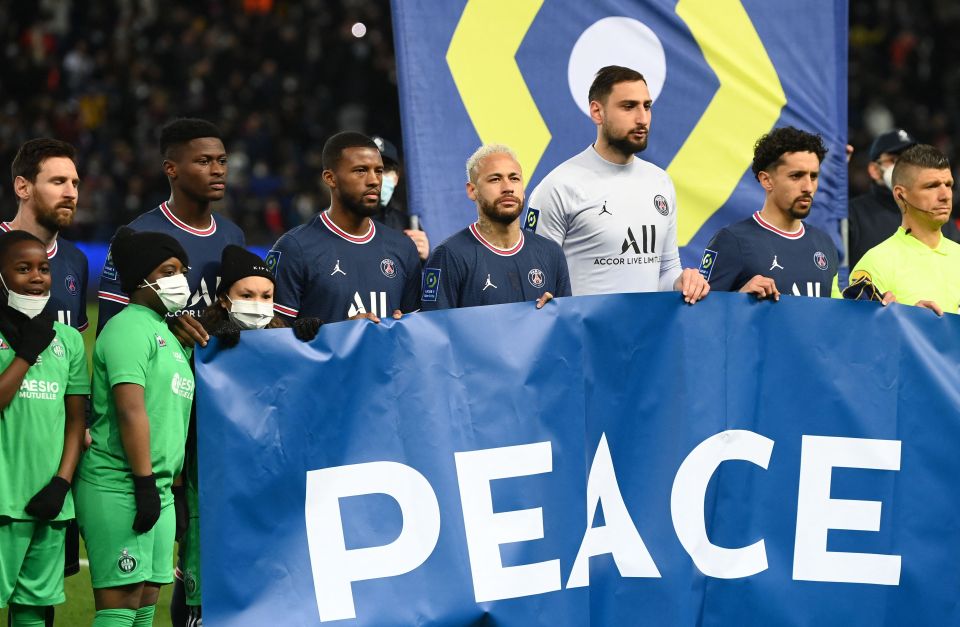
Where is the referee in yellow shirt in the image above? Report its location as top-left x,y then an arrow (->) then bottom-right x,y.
850,144 -> 960,316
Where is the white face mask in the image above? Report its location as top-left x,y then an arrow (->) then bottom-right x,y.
380,173 -> 398,207
141,273 -> 190,313
0,274 -> 49,318
227,297 -> 273,330
881,164 -> 895,190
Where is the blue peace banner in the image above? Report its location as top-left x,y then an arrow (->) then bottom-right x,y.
195,293 -> 960,626
391,0 -> 847,266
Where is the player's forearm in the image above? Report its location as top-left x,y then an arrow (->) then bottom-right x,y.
663,263 -> 684,292
113,384 -> 154,477
56,395 -> 87,482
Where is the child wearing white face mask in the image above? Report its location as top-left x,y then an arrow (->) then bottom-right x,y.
0,231 -> 89,626
171,245 -> 320,625
72,227 -> 196,627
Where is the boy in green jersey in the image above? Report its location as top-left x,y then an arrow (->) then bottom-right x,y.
74,228 -> 193,627
0,231 -> 88,626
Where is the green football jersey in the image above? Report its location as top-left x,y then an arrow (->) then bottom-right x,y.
79,304 -> 194,505
0,321 -> 89,521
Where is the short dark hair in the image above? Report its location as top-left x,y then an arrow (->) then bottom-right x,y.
322,132 -> 379,170
159,118 -> 223,159
11,138 -> 76,183
0,230 -> 45,266
891,144 -> 951,187
588,65 -> 647,105
751,127 -> 827,179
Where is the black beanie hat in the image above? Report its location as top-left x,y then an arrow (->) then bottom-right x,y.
217,245 -> 275,296
111,227 -> 190,294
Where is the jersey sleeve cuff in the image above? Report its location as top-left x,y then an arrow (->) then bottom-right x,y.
98,291 -> 129,305
273,303 -> 298,318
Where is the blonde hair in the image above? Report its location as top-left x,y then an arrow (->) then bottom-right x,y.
465,144 -> 520,183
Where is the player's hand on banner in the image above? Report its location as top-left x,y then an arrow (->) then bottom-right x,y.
172,484 -> 189,540
132,474 -> 162,533
292,317 -> 323,341
392,309 -> 403,320
349,312 -> 381,323
675,268 -> 710,304
881,291 -> 897,306
170,312 -> 209,348
24,476 -> 70,519
12,315 -> 57,365
739,275 -> 780,301
536,292 -> 555,309
209,320 -> 241,349
916,300 -> 944,316
404,229 -> 430,261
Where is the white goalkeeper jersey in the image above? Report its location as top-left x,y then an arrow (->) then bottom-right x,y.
526,145 -> 682,296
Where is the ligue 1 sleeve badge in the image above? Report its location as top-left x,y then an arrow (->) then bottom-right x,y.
813,251 -> 828,270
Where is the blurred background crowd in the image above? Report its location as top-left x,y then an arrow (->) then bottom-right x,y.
0,0 -> 956,245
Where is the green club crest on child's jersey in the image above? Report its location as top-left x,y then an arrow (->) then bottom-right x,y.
118,548 -> 138,574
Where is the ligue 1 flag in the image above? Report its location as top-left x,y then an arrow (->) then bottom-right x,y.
390,0 -> 847,266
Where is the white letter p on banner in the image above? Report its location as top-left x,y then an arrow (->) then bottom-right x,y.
305,461 -> 441,622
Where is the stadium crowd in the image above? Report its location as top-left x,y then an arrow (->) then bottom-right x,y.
1,2 -> 960,627
0,0 -> 401,244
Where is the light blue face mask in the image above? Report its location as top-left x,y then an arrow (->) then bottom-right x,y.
380,175 -> 397,207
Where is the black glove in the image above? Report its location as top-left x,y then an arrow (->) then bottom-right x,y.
9,314 -> 56,365
172,484 -> 189,541
132,474 -> 162,533
24,476 -> 70,519
209,320 -> 241,349
293,317 -> 323,342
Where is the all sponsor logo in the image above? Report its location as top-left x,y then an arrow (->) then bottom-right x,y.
654,194 -> 670,216
348,291 -> 389,318
593,226 -> 661,266
621,226 -> 656,255
813,251 -> 828,270
380,258 -> 397,278
528,268 -> 545,288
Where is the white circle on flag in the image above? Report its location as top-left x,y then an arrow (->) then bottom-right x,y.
568,17 -> 667,118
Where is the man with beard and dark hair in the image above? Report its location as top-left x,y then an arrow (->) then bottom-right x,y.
268,132 -> 421,323
7,138 -> 89,627
526,65 -> 708,303
7,138 -> 89,332
698,127 -> 839,299
420,144 -> 569,310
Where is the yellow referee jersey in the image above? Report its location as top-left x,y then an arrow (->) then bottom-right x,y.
850,226 -> 960,313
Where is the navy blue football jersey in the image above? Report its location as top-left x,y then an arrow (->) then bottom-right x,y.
268,210 -> 421,322
97,201 -> 245,332
0,222 -> 88,330
699,212 -> 839,297
421,223 -> 571,310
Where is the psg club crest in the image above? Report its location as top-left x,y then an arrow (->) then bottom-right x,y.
653,194 -> 670,216
528,268 -> 545,288
380,258 -> 397,278
813,251 -> 828,270
65,274 -> 79,295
